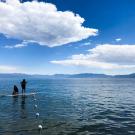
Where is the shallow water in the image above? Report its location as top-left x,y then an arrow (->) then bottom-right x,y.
0,78 -> 135,135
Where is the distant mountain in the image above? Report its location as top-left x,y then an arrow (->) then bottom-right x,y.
0,73 -> 135,78
69,73 -> 110,78
47,73 -> 135,78
34,73 -> 110,78
114,73 -> 135,78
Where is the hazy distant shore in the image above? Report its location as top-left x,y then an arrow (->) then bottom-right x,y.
0,73 -> 135,79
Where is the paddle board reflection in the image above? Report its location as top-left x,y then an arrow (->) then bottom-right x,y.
20,95 -> 27,119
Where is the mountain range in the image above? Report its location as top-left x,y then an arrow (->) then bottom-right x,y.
0,73 -> 135,78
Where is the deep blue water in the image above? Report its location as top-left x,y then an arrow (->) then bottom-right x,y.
0,78 -> 135,135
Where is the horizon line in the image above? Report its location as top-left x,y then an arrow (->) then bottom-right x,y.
0,72 -> 135,76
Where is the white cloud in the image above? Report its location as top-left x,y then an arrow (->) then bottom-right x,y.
0,65 -> 17,73
4,41 -> 28,49
0,0 -> 98,47
115,38 -> 122,42
51,44 -> 135,73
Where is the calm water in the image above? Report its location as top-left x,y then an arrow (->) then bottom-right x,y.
0,78 -> 135,135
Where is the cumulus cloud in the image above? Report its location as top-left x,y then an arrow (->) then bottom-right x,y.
51,44 -> 135,71
0,65 -> 17,73
4,41 -> 28,49
0,0 -> 98,47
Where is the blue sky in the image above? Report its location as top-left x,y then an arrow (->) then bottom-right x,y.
0,0 -> 135,75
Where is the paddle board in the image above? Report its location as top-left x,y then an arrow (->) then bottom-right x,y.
0,92 -> 36,97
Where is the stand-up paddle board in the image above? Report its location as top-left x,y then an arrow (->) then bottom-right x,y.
0,92 -> 36,97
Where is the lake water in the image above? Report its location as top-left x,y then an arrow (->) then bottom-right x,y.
0,78 -> 135,135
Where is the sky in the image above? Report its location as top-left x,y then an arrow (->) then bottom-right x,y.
0,0 -> 135,75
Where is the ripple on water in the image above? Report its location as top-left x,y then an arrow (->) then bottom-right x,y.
0,78 -> 135,135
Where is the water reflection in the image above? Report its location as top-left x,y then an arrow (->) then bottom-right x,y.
12,95 -> 28,119
20,95 -> 27,119
1,78 -> 135,135
11,96 -> 19,126
12,96 -> 19,105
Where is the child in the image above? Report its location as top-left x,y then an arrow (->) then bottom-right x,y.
12,85 -> 19,95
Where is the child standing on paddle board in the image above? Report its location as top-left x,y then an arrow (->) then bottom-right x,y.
21,79 -> 27,94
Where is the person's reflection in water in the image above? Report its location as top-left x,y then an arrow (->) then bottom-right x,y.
12,96 -> 19,123
20,95 -> 27,119
12,95 -> 19,105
